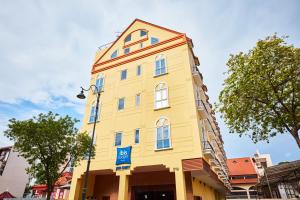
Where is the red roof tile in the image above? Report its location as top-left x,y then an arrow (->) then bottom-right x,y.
227,157 -> 257,176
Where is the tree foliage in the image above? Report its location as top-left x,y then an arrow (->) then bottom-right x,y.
218,34 -> 300,148
4,112 -> 94,200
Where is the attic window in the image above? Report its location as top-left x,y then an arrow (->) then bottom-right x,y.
111,50 -> 118,59
140,30 -> 147,37
233,160 -> 237,164
125,34 -> 131,43
151,37 -> 159,45
245,160 -> 249,163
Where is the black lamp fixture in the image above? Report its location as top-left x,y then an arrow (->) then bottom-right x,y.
76,85 -> 101,200
76,88 -> 86,99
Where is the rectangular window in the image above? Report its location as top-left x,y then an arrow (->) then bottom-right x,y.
135,94 -> 141,106
118,98 -> 125,110
155,59 -> 166,76
151,37 -> 159,45
156,126 -> 170,149
89,105 -> 99,123
120,69 -> 127,80
95,77 -> 104,92
135,129 -> 140,144
140,30 -> 147,37
136,65 -> 141,76
140,43 -> 144,48
155,88 -> 168,108
124,48 -> 130,54
115,132 -> 122,146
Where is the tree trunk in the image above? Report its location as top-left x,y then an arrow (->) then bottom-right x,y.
46,185 -> 54,200
291,128 -> 300,149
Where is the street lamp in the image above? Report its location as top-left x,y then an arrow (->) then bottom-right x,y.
76,85 -> 101,200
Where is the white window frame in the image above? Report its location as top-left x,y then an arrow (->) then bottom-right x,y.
155,117 -> 172,150
154,83 -> 169,109
89,101 -> 100,123
95,74 -> 105,93
154,54 -> 167,76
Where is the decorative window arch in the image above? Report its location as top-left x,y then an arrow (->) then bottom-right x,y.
155,117 -> 171,150
155,83 -> 169,109
95,74 -> 104,92
154,54 -> 167,76
89,101 -> 100,123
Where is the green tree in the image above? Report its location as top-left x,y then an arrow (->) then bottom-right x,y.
4,112 -> 94,200
218,34 -> 300,148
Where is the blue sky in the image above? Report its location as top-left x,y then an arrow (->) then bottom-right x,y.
0,0 -> 299,164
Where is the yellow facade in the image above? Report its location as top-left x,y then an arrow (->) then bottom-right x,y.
69,19 -> 230,200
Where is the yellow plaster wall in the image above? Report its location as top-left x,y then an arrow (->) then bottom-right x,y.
192,178 -> 222,200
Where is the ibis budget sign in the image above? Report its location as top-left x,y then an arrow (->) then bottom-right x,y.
116,146 -> 132,165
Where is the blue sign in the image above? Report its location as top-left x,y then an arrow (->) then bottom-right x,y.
116,146 -> 132,165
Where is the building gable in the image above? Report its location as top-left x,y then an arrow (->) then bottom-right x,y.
93,19 -> 184,70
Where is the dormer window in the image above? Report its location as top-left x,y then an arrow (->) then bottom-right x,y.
125,34 -> 131,43
140,30 -> 147,37
151,37 -> 159,45
111,50 -> 118,59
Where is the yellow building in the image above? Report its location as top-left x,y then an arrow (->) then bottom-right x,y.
69,19 -> 230,200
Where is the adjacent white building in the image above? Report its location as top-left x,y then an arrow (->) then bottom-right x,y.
253,150 -> 273,177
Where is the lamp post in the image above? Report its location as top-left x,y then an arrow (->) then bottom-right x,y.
77,85 -> 101,200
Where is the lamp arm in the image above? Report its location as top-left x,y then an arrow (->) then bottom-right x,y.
81,85 -> 100,94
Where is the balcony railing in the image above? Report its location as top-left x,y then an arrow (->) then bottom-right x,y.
192,67 -> 203,84
202,141 -> 215,159
196,99 -> 208,119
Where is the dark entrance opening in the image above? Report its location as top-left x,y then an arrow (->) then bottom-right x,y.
132,185 -> 175,200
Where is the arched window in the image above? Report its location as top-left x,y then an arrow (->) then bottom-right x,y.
111,49 -> 118,59
155,83 -> 168,109
155,55 -> 167,76
95,74 -> 104,92
89,101 -> 100,123
156,117 -> 171,150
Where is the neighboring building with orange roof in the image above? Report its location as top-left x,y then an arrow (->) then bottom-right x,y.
227,157 -> 258,199
32,172 -> 72,199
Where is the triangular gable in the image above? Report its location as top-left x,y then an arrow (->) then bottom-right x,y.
93,19 -> 183,67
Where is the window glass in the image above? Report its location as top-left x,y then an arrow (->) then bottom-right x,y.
95,75 -> 104,92
136,94 -> 141,106
135,129 -> 140,144
140,30 -> 147,37
155,83 -> 168,109
155,58 -> 166,76
111,50 -> 118,59
156,118 -> 170,149
125,34 -> 131,42
115,132 -> 122,146
118,98 -> 125,110
151,37 -> 159,45
89,104 -> 99,123
140,43 -> 144,48
124,48 -> 130,54
137,65 -> 141,76
121,69 -> 127,80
